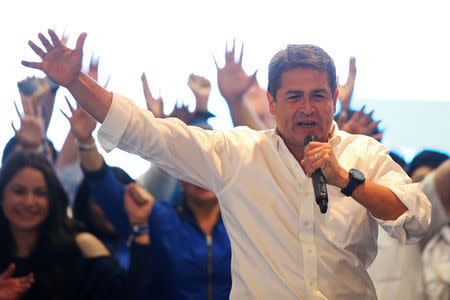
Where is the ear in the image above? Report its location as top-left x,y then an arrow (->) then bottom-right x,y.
332,89 -> 338,114
267,91 -> 276,115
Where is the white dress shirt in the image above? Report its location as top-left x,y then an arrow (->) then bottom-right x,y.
367,170 -> 448,300
422,226 -> 450,300
98,94 -> 431,300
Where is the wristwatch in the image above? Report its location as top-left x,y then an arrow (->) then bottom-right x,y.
127,223 -> 150,246
341,168 -> 365,197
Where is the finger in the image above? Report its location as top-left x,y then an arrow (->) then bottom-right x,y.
372,132 -> 383,142
27,40 -> 46,58
361,109 -> 373,125
231,38 -> 236,61
337,110 -> 347,128
104,74 -> 111,89
75,32 -> 87,52
21,60 -> 43,70
48,29 -> 62,47
349,57 -> 356,75
38,33 -> 53,51
366,120 -> 381,133
0,263 -> 16,279
11,121 -> 18,134
212,54 -> 219,70
238,42 -> 244,65
141,72 -> 149,87
14,101 -> 22,119
64,96 -> 76,112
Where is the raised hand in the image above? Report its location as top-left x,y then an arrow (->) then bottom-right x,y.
337,57 -> 356,112
61,96 -> 97,142
337,107 -> 383,141
168,100 -> 194,124
141,72 -> 164,118
124,183 -> 155,225
215,40 -> 257,104
12,99 -> 44,149
0,264 -> 34,300
187,73 -> 211,112
22,29 -> 87,88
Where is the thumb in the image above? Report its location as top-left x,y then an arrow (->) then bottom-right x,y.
337,110 -> 347,128
0,263 -> 16,279
75,32 -> 87,52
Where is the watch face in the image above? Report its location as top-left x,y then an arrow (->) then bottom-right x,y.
350,168 -> 365,182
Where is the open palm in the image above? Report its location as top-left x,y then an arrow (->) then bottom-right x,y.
22,30 -> 87,87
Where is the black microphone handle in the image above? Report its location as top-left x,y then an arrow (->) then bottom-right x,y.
311,169 -> 328,214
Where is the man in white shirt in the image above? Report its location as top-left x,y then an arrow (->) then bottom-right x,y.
23,30 -> 431,299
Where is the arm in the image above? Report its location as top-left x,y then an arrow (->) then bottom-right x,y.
56,54 -> 105,171
303,141 -> 407,221
188,73 -> 211,112
124,183 -> 155,300
62,97 -> 131,237
337,57 -> 356,112
75,232 -> 110,257
22,30 -> 112,123
215,40 -> 266,130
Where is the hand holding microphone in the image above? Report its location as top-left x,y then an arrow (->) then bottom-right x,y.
304,134 -> 328,214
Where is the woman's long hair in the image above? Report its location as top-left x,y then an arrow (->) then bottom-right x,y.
0,151 -> 83,299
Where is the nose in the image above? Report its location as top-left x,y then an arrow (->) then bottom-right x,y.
299,98 -> 314,115
23,192 -> 37,206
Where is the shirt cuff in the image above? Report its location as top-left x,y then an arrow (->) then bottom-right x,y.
371,182 -> 431,245
97,93 -> 134,153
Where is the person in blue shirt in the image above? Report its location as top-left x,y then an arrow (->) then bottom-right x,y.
63,88 -> 231,300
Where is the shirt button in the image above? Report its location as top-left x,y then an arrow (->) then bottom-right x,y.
305,192 -> 310,197
309,281 -> 314,286
307,249 -> 312,254
304,221 -> 310,226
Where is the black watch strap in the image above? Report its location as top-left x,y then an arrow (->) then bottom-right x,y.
341,168 -> 365,197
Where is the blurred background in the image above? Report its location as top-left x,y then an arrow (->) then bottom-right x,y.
2,0 -> 449,178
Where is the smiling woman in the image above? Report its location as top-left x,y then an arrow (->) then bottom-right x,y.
0,151 -> 127,300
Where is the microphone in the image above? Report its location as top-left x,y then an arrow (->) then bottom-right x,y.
304,134 -> 328,214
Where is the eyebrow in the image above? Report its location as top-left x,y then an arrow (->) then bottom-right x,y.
285,90 -> 304,96
311,89 -> 329,94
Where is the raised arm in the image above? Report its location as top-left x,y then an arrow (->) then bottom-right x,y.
215,40 -> 266,130
337,57 -> 356,112
188,73 -> 211,112
22,30 -> 111,122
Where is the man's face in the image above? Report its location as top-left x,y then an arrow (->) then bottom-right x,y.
267,68 -> 337,150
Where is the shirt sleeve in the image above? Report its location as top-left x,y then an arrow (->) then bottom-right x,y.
83,161 -> 130,239
365,140 -> 431,244
97,93 -> 245,194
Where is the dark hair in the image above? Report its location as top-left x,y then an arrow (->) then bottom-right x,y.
73,166 -> 134,243
0,151 -> 82,299
389,151 -> 407,170
2,136 -> 58,164
267,44 -> 337,99
407,150 -> 449,177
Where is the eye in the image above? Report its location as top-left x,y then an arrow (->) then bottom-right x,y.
34,188 -> 48,197
12,187 -> 26,195
312,93 -> 326,101
287,95 -> 301,102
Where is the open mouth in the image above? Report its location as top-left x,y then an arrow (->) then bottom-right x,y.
297,121 -> 317,127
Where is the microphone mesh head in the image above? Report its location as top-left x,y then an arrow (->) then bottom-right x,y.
304,134 -> 319,147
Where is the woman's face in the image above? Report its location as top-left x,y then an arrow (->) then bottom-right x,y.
2,167 -> 49,233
